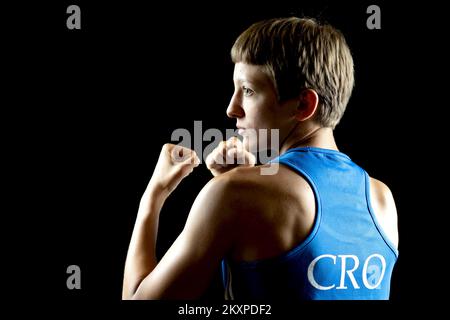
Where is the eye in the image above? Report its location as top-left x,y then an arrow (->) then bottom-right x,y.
242,86 -> 254,97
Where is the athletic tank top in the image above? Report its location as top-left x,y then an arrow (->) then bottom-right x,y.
221,147 -> 398,300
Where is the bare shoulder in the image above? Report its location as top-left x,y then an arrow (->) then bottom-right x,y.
211,164 -> 316,261
209,166 -> 275,210
369,178 -> 396,208
214,163 -> 312,204
189,167 -> 271,227
369,177 -> 399,249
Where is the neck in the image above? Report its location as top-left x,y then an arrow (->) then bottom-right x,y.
279,123 -> 338,155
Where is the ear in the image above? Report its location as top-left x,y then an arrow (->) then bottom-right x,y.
295,89 -> 319,122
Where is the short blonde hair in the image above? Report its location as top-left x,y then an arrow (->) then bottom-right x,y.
231,17 -> 354,129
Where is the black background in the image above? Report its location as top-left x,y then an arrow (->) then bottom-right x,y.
4,0 -> 441,315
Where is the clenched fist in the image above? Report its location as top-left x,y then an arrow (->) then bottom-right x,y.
147,144 -> 200,197
205,137 -> 256,177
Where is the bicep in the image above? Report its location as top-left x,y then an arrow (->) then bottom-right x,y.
133,179 -> 236,299
133,231 -> 219,299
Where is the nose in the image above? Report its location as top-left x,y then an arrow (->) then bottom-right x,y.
226,92 -> 245,119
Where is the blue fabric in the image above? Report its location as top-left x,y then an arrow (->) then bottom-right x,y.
222,147 -> 398,300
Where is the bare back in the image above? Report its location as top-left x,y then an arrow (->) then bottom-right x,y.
229,164 -> 399,263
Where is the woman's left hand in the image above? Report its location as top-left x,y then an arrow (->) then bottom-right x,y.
146,144 -> 200,198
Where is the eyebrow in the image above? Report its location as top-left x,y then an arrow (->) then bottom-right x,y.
235,77 -> 275,93
235,77 -> 259,86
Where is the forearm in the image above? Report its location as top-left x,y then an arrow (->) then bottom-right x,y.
122,184 -> 168,299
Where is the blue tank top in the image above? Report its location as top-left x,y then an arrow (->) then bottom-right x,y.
221,147 -> 398,300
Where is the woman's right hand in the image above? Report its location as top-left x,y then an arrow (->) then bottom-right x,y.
205,137 -> 256,177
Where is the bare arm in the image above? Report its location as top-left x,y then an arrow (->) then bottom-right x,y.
122,183 -> 167,298
122,144 -> 237,299
122,143 -> 199,299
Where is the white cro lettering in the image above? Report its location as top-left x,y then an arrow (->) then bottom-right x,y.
308,253 -> 388,290
362,254 -> 386,289
336,255 -> 360,289
307,254 -> 336,290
